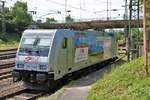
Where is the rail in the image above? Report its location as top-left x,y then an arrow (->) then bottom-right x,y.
0,48 -> 17,52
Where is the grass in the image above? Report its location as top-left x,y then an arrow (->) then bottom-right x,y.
87,54 -> 150,100
0,33 -> 20,50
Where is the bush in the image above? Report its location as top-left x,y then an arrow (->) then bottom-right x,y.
87,55 -> 150,100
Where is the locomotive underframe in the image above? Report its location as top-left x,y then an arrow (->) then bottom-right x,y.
12,70 -> 55,90
12,57 -> 118,90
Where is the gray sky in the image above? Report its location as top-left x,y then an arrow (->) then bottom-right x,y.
5,0 -> 125,21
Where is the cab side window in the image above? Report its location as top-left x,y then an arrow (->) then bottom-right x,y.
62,38 -> 67,49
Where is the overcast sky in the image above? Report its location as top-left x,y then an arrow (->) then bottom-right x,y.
5,0 -> 125,21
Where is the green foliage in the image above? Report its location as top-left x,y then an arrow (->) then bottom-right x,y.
45,17 -> 57,23
0,32 -> 8,42
0,1 -> 32,34
115,29 -> 143,45
87,55 -> 150,100
0,1 -> 32,43
65,14 -> 74,23
116,31 -> 124,41
131,28 -> 143,41
0,32 -> 19,50
11,1 -> 32,33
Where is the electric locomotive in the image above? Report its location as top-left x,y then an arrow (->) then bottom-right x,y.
12,29 -> 117,90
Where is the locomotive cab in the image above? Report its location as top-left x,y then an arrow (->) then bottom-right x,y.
12,29 -> 74,89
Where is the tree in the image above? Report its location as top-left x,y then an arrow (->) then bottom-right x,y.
11,1 -> 32,34
65,14 -> 74,23
45,17 -> 57,23
116,30 -> 124,41
0,7 -> 13,41
131,28 -> 143,40
0,7 -> 12,31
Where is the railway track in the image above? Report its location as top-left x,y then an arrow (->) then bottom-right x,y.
0,65 -> 15,93
0,61 -> 16,90
0,48 -> 17,80
0,81 -> 45,100
0,62 -> 15,78
0,48 -> 17,60
7,90 -> 45,100
0,78 -> 14,89
0,82 -> 25,99
0,48 -> 17,52
0,53 -> 16,60
0,61 -> 15,69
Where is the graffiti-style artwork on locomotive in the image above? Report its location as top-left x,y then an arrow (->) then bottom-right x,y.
12,29 -> 117,90
74,32 -> 104,63
88,33 -> 104,56
74,32 -> 89,63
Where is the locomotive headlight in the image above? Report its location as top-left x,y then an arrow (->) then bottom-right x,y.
39,64 -> 47,70
17,64 -> 24,68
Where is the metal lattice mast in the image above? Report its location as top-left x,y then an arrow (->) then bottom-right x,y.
124,0 -> 130,62
129,0 -> 140,60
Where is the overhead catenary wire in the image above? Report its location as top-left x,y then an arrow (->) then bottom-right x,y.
44,0 -> 100,16
6,0 -> 122,19
5,0 -> 125,21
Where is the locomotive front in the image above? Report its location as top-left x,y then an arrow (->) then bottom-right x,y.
12,29 -> 56,89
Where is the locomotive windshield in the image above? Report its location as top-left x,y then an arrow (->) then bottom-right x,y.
38,38 -> 52,47
18,33 -> 53,57
23,38 -> 36,45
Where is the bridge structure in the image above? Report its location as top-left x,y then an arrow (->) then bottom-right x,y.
37,19 -> 143,30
